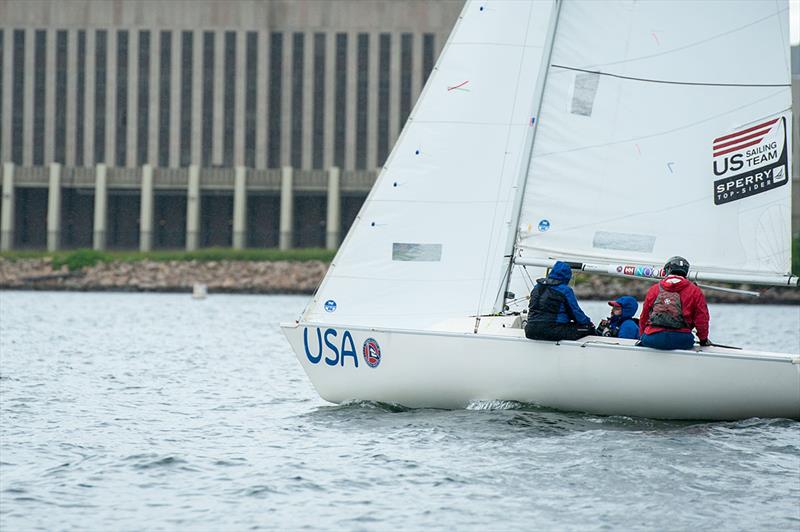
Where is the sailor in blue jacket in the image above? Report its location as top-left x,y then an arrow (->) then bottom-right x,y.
598,296 -> 640,340
525,261 -> 596,341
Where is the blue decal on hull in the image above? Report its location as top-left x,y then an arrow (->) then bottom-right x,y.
324,328 -> 340,366
302,327 -> 360,368
303,327 -> 323,364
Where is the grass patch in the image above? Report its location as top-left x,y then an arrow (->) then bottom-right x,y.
0,248 -> 336,271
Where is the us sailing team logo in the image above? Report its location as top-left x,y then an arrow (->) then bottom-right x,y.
362,338 -> 381,368
711,116 -> 788,205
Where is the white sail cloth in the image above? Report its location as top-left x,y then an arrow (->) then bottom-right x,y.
304,0 -> 557,328
517,0 -> 794,280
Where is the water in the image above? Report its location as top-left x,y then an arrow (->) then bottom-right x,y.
1,292 -> 798,530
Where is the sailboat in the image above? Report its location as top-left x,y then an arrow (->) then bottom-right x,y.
282,0 -> 799,420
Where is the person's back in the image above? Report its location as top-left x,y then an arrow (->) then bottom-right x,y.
525,261 -> 595,341
639,256 -> 710,350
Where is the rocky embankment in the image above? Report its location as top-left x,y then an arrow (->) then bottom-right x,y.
0,258 -> 328,294
0,258 -> 798,304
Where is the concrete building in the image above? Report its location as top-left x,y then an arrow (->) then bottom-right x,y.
0,1 -> 798,252
0,0 -> 461,250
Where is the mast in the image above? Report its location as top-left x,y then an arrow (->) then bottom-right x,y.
494,0 -> 564,312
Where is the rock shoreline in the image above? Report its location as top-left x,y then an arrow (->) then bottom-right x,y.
0,258 -> 798,304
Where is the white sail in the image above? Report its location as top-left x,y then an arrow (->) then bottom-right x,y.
516,0 -> 794,282
303,0 -> 557,329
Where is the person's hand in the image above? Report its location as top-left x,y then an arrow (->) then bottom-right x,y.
699,338 -> 712,347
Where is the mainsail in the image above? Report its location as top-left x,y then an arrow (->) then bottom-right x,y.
303,0 -> 796,330
515,0 -> 794,285
304,0 -> 557,328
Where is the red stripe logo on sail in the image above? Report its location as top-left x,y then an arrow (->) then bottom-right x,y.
712,118 -> 778,158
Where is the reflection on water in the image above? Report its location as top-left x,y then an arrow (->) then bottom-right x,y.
0,292 -> 798,530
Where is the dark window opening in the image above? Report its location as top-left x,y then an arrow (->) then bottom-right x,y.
355,33 -> 368,169
11,29 -> 25,165
201,193 -> 233,247
312,33 -> 325,169
154,192 -> 186,249
341,194 -> 366,236
180,31 -> 193,167
294,195 -> 325,248
61,188 -> 94,248
107,191 -> 140,249
422,33 -> 435,89
116,30 -> 129,167
136,31 -> 150,165
158,31 -> 171,167
267,32 -> 283,168
247,194 -> 279,247
333,33 -> 347,169
76,31 -> 86,166
95,30 -> 107,164
0,30 -> 4,160
54,30 -> 68,163
290,32 -> 304,168
201,32 -> 214,167
13,188 -> 47,248
223,31 -> 235,166
33,30 -> 46,165
377,33 -> 390,166
244,32 -> 257,168
399,33 -> 412,129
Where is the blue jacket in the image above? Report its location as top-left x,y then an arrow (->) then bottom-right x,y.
528,261 -> 592,325
608,295 -> 640,339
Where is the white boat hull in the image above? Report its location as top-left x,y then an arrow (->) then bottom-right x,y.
281,317 -> 800,420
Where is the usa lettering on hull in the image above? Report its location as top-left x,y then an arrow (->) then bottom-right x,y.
712,116 -> 788,206
302,327 -> 383,369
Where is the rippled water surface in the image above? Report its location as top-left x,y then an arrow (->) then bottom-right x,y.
1,292 -> 798,530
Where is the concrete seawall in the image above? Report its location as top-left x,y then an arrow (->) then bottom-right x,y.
0,258 -> 798,304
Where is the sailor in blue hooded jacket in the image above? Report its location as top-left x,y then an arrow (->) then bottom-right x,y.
525,261 -> 596,341
599,296 -> 640,340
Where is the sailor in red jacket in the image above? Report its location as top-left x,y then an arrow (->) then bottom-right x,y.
639,256 -> 711,350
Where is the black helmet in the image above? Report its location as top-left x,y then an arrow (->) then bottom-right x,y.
664,256 -> 690,277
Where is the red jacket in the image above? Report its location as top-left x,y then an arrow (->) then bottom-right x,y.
639,275 -> 709,341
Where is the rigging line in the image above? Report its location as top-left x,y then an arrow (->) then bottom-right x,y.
584,7 -> 788,70
550,65 -> 790,88
532,98 -> 790,159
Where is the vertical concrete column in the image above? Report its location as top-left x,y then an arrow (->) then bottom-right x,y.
186,164 -> 200,251
1,164 -> 15,251
44,29 -> 57,164
255,31 -> 268,169
93,163 -> 108,250
105,30 -> 118,167
366,32 -> 379,171
22,29 -> 35,166
326,167 -> 341,250
139,164 -> 154,251
65,29 -> 78,166
232,166 -> 247,249
301,31 -> 314,170
233,31 -> 246,167
147,31 -> 161,166
279,166 -> 293,250
190,30 -> 203,166
344,34 -> 357,171
212,31 -> 224,165
47,163 -> 62,251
